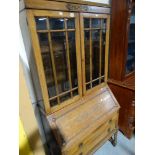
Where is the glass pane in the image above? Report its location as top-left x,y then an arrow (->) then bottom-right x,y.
38,33 -> 56,98
67,18 -> 75,29
92,79 -> 99,88
38,33 -> 49,53
101,77 -> 104,83
84,30 -> 90,82
73,89 -> 78,97
50,99 -> 58,107
126,6 -> 135,74
86,83 -> 91,90
68,31 -> 78,89
60,93 -> 71,103
92,18 -> 101,28
49,18 -> 64,30
84,18 -> 90,28
92,30 -> 100,80
51,32 -> 70,94
101,28 -> 106,76
35,17 -> 47,30
102,19 -> 107,32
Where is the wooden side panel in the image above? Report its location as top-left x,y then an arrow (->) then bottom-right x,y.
108,0 -> 135,139
108,82 -> 135,138
109,0 -> 128,80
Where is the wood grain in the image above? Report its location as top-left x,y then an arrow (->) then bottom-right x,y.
25,0 -> 111,14
47,86 -> 120,154
108,0 -> 135,138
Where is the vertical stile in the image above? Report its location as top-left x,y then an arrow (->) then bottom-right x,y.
46,17 -> 60,104
104,17 -> 110,83
27,11 -> 51,114
89,18 -> 93,88
99,18 -> 102,83
75,14 -> 83,96
79,14 -> 86,94
64,18 -> 73,97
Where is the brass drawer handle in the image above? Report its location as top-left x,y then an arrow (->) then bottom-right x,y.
79,143 -> 83,149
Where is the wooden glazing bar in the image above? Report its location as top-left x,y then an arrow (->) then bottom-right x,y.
89,18 -> 92,88
64,19 -> 73,97
49,87 -> 78,100
99,19 -> 103,83
84,28 -> 101,31
85,76 -> 105,85
37,29 -> 75,33
37,30 -> 49,33
46,18 -> 60,104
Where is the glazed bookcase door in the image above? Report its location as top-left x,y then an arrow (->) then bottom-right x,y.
27,10 -> 82,114
125,5 -> 135,75
80,13 -> 110,95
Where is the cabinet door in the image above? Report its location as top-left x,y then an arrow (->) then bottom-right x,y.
80,13 -> 110,94
27,10 -> 82,114
125,5 -> 135,74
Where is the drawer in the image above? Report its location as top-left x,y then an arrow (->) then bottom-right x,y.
65,113 -> 118,155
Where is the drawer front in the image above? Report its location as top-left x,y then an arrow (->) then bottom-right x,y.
65,113 -> 118,155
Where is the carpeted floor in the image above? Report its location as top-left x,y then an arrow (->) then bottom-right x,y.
94,131 -> 135,155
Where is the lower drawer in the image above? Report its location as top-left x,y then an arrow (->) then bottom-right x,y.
64,113 -> 118,155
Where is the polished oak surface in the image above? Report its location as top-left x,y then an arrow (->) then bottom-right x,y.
47,86 -> 120,154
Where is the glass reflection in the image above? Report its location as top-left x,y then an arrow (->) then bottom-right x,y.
51,32 -> 70,94
50,99 -> 58,106
68,32 -> 78,89
84,18 -> 90,28
38,33 -> 56,98
35,17 -> 47,30
49,18 -> 65,30
92,80 -> 99,88
126,6 -> 135,74
67,18 -> 75,29
92,18 -> 101,28
84,30 -> 90,82
73,89 -> 78,96
101,31 -> 106,76
60,93 -> 71,103
92,30 -> 100,80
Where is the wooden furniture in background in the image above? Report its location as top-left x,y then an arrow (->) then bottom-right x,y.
108,0 -> 135,138
25,0 -> 120,154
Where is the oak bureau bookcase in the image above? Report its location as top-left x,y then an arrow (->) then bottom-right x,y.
24,0 -> 120,154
